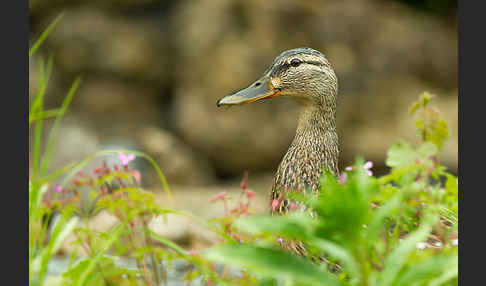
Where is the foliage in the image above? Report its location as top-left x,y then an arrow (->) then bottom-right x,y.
28,16 -> 218,286
203,92 -> 458,286
29,15 -> 457,286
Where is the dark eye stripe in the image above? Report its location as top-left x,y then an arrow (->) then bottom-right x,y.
269,59 -> 324,76
303,60 -> 324,66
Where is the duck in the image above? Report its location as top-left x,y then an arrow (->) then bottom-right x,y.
216,47 -> 339,255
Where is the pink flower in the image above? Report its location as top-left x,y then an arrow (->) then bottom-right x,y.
246,190 -> 255,200
54,186 -> 63,193
338,172 -> 347,184
210,191 -> 227,203
118,152 -> 135,167
289,203 -> 301,210
277,237 -> 284,244
344,161 -> 373,176
271,199 -> 280,211
364,161 -> 373,176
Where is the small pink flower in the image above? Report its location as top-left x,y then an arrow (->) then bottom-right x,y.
364,161 -> 373,176
246,190 -> 255,200
210,191 -> 227,202
271,199 -> 280,211
54,186 -> 62,193
277,237 -> 284,244
289,203 -> 301,210
345,166 -> 353,171
118,152 -> 135,167
338,172 -> 347,184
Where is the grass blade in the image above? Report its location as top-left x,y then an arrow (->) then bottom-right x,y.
29,13 -> 64,58
150,230 -> 227,285
31,213 -> 79,284
29,108 -> 63,123
39,77 -> 82,176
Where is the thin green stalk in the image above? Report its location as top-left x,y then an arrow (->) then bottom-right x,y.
29,108 -> 63,123
31,59 -> 46,181
149,230 -> 226,285
40,77 -> 82,176
29,13 -> 64,58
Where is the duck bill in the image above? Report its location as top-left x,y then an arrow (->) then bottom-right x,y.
217,77 -> 280,107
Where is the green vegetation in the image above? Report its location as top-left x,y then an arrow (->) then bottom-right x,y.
29,16 -> 457,286
204,93 -> 458,286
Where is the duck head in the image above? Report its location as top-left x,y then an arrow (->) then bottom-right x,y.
217,47 -> 338,108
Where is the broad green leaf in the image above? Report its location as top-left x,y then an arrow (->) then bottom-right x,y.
394,253 -> 457,286
385,140 -> 415,168
428,256 -> 458,286
310,238 -> 360,281
204,244 -> 341,286
417,142 -> 438,158
235,214 -> 314,240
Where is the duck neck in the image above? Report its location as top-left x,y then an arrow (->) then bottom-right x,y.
292,100 -> 339,175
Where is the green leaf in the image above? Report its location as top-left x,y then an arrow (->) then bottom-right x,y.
394,253 -> 457,286
203,244 -> 342,286
445,174 -> 458,196
385,140 -> 415,168
235,214 -> 314,240
71,223 -> 126,286
367,194 -> 401,246
428,256 -> 458,286
409,92 -> 435,115
417,142 -> 438,158
430,118 -> 449,150
310,238 -> 360,281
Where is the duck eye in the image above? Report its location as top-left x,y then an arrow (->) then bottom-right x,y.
290,58 -> 302,67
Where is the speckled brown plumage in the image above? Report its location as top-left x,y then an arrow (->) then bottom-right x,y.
217,47 -> 340,258
270,103 -> 339,214
266,48 -> 339,215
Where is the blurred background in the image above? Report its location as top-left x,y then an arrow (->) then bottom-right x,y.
30,0 -> 457,248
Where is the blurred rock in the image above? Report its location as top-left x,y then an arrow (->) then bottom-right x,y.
337,76 -> 458,172
30,0 -> 458,184
171,0 -> 457,176
137,126 -> 216,186
47,118 -> 101,173
148,214 -> 218,246
45,8 -> 172,87
63,78 -> 170,157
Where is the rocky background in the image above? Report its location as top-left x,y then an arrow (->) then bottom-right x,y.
30,0 -> 457,246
